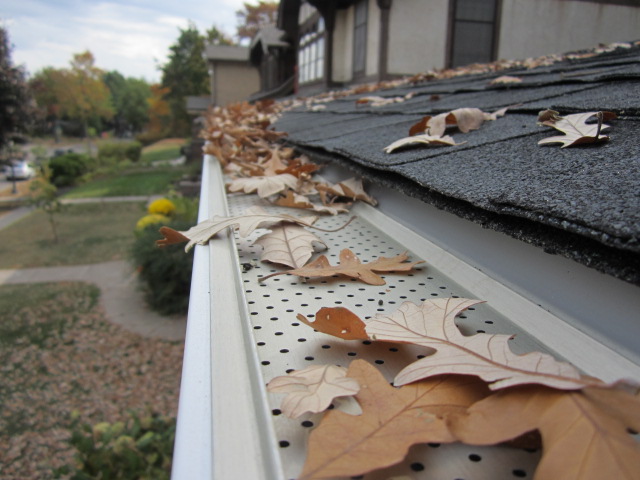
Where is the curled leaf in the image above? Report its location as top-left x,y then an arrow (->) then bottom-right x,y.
365,299 -> 599,390
227,173 -> 299,198
448,384 -> 640,480
254,225 -> 326,268
299,360 -> 489,479
383,134 -> 460,153
537,110 -> 617,148
296,307 -> 368,340
157,206 -> 318,251
267,365 -> 360,418
260,249 -> 424,285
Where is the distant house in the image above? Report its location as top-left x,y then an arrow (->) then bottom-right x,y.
204,45 -> 260,106
254,0 -> 640,97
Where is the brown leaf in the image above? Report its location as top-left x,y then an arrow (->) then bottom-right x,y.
383,133 -> 460,153
489,75 -> 523,85
366,299 -> 600,390
267,365 -> 360,418
406,106 -> 510,138
537,110 -> 617,148
253,224 -> 326,268
296,307 -> 368,340
158,206 -> 318,252
315,177 -> 377,206
227,173 -> 299,197
299,360 -> 489,479
259,249 -> 424,285
274,191 -> 351,215
448,384 -> 640,480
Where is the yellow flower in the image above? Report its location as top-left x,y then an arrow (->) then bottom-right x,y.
148,198 -> 176,216
136,214 -> 170,231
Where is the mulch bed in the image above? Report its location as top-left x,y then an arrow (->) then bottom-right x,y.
0,282 -> 183,479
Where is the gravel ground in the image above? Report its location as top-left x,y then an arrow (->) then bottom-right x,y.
0,282 -> 184,479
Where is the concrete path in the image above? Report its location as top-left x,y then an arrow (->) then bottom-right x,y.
0,195 -> 187,342
0,260 -> 186,341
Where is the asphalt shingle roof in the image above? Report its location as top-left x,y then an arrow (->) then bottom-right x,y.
274,44 -> 640,284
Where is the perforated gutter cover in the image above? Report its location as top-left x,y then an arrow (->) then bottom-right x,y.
172,46 -> 640,480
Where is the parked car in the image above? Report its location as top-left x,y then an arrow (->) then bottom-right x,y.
4,160 -> 35,180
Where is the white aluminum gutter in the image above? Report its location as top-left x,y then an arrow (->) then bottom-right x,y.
172,155 -> 640,479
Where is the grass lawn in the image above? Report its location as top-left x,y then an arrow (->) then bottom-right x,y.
0,282 -> 182,479
141,138 -> 187,163
0,202 -> 145,268
62,166 -> 186,199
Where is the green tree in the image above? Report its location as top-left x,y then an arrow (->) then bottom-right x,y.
29,164 -> 62,243
0,27 -> 33,153
60,51 -> 114,137
160,23 -> 210,136
30,51 -> 113,140
235,1 -> 279,42
206,26 -> 234,46
103,71 -> 151,136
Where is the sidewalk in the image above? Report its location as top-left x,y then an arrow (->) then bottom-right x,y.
0,196 -> 187,341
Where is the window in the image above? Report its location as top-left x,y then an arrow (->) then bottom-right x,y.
298,10 -> 325,84
353,0 -> 368,77
449,0 -> 498,67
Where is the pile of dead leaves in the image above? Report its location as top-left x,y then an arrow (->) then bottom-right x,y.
268,299 -> 640,480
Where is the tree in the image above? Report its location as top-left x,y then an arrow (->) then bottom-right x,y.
60,51 -> 114,137
160,23 -> 210,135
206,26 -> 234,46
236,1 -> 279,42
29,164 -> 61,243
144,84 -> 172,140
103,71 -> 151,136
0,27 -> 33,154
30,51 -> 114,139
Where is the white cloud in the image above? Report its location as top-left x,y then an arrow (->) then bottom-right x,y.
2,0 -> 253,81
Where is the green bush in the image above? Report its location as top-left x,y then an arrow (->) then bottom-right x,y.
125,142 -> 143,162
131,219 -> 194,315
55,412 -> 175,480
49,153 -> 91,187
98,141 -> 143,166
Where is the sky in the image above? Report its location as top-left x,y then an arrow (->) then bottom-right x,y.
1,0 -> 249,82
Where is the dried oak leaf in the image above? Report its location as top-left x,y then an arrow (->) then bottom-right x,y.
448,384 -> 640,480
274,191 -> 351,215
267,364 -> 360,419
409,106 -> 510,137
383,134 -> 460,153
299,360 -> 489,480
316,178 -> 377,206
259,249 -> 424,285
537,110 -> 617,148
253,224 -> 326,269
227,173 -> 299,198
489,75 -> 523,85
157,207 -> 318,251
296,307 -> 369,341
366,299 -> 600,390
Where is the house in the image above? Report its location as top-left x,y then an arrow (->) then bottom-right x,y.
171,41 -> 640,479
204,44 -> 260,106
253,0 -> 640,97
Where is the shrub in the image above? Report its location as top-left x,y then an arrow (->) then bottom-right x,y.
136,214 -> 170,232
98,141 -> 143,166
125,142 -> 143,162
148,198 -> 176,216
131,219 -> 194,315
55,412 -> 175,480
49,153 -> 91,187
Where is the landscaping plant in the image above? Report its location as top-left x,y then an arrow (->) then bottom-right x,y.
131,196 -> 197,315
56,412 -> 175,480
